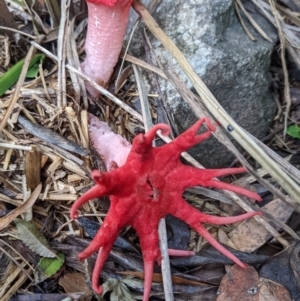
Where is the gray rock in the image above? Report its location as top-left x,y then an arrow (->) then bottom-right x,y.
129,0 -> 277,167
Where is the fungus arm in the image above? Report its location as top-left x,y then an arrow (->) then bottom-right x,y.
169,199 -> 262,267
70,185 -> 105,219
169,196 -> 262,227
193,223 -> 247,268
175,165 -> 262,201
170,117 -> 216,154
78,202 -> 128,259
133,222 -> 162,301
206,179 -> 262,201
142,260 -> 154,301
92,243 -> 115,294
144,123 -> 170,144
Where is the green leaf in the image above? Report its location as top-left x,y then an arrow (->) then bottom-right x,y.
287,124 -> 300,139
101,278 -> 137,301
26,54 -> 45,78
102,278 -> 118,296
0,54 -> 45,96
35,253 -> 65,283
15,218 -> 56,258
110,282 -> 137,301
38,253 -> 65,276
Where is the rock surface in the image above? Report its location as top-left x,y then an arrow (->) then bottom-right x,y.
129,0 -> 277,167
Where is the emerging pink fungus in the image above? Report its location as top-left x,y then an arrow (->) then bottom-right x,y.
89,114 -> 131,170
82,0 -> 132,97
71,118 -> 263,300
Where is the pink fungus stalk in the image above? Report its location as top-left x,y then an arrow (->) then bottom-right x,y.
82,0 -> 132,97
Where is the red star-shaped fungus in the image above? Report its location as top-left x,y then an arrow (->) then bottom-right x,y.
70,117 -> 262,300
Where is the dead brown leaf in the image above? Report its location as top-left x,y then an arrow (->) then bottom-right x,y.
216,265 -> 292,301
258,278 -> 292,301
118,271 -> 209,286
217,265 -> 259,301
58,272 -> 93,301
229,198 -> 294,252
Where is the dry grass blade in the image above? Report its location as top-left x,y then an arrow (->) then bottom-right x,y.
56,0 -> 70,107
118,271 -> 209,286
132,0 -> 300,206
0,171 -> 22,193
0,184 -> 41,231
67,17 -> 88,108
0,262 -> 31,301
0,239 -> 34,272
276,3 -> 300,27
2,147 -> 12,171
14,193 -> 78,201
246,131 -> 300,185
250,0 -> 296,134
234,1 -> 256,41
133,64 -> 174,301
120,52 -> 167,79
133,65 -> 151,130
266,0 -> 291,136
0,25 -> 36,40
251,0 -> 300,48
0,143 -> 32,151
236,0 -> 272,42
0,245 -> 37,288
66,24 -> 81,105
44,0 -> 60,28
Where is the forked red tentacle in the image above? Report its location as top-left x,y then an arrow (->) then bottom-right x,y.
144,123 -> 170,144
142,260 -> 154,301
91,170 -> 111,186
206,179 -> 262,201
169,200 -> 257,267
92,247 -> 104,294
79,208 -> 124,259
168,249 -> 195,257
169,197 -> 261,227
130,124 -> 169,156
171,117 -> 216,153
172,165 -> 261,201
78,229 -> 106,260
92,242 -> 114,294
199,167 -> 247,178
193,223 -> 247,268
130,134 -> 149,155
174,165 -> 248,187
70,185 -> 104,219
199,211 -> 263,225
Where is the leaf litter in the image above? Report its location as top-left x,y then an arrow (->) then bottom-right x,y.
0,0 -> 300,300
